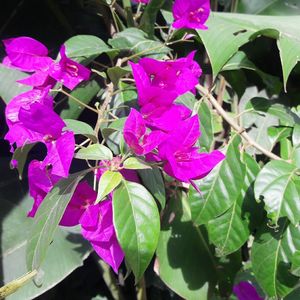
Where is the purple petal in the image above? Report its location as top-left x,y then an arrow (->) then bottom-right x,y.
80,200 -> 124,273
60,181 -> 97,226
145,104 -> 191,132
172,0 -> 210,30
3,36 -> 52,72
5,88 -> 53,125
18,102 -> 65,140
142,130 -> 166,154
233,281 -> 264,300
163,150 -> 225,182
49,45 -> 91,90
17,71 -> 55,88
27,160 -> 60,217
42,131 -> 75,178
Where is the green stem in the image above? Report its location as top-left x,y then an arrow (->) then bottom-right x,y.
52,89 -> 98,114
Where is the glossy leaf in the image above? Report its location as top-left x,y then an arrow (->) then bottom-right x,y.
251,219 -> 299,298
207,153 -> 260,256
97,170 -> 123,202
64,119 -> 98,143
197,100 -> 214,152
254,160 -> 300,225
108,28 -> 169,59
10,143 -> 36,179
107,66 -> 130,86
189,135 -> 246,225
268,127 -> 293,151
222,51 -> 282,94
156,194 -> 217,300
291,250 -> 300,277
139,0 -> 165,37
0,65 -> 30,104
59,79 -> 101,119
238,0 -> 300,15
113,180 -> 160,280
26,170 -> 89,270
245,98 -> 299,126
75,144 -> 113,161
138,167 -> 166,209
123,157 -> 151,170
293,124 -> 300,147
197,13 -> 300,89
65,35 -> 116,61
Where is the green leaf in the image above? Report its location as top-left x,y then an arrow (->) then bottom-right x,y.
113,180 -> 160,280
64,119 -> 98,143
59,79 -> 101,119
207,153 -> 260,257
197,100 -> 214,152
222,51 -> 282,94
10,143 -> 36,179
0,159 -> 90,299
107,66 -> 130,86
188,135 -> 246,225
138,167 -> 166,209
156,194 -> 217,300
237,0 -> 300,15
102,117 -> 126,140
245,98 -> 300,126
251,219 -> 299,297
139,0 -> 165,37
123,157 -> 151,170
65,35 -> 116,62
243,111 -> 279,154
97,171 -> 123,202
0,65 -> 30,104
254,160 -> 300,225
293,124 -> 300,147
108,28 -> 169,59
75,144 -> 113,160
291,250 -> 300,277
268,126 -> 293,151
26,170 -> 89,270
197,13 -> 300,89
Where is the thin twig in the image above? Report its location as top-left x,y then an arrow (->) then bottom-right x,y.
52,88 -> 98,114
196,84 -> 282,161
94,83 -> 114,136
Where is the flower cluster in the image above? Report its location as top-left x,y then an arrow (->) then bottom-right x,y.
124,52 -> 225,183
133,0 -> 211,30
2,37 -> 124,273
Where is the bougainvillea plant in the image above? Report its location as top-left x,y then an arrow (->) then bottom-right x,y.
1,0 -> 300,299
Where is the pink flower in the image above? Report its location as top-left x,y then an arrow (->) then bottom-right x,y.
123,108 -> 166,155
6,100 -> 75,178
130,53 -> 201,123
80,200 -> 124,273
60,181 -> 97,226
233,281 -> 263,300
27,160 -> 60,217
145,104 -> 191,132
2,36 -> 53,72
172,0 -> 210,30
41,131 -> 75,178
138,51 -> 201,95
158,115 -> 225,182
28,160 -> 96,226
5,87 -> 53,127
3,37 -> 91,90
17,71 -> 56,88
49,45 -> 91,90
130,61 -> 177,115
